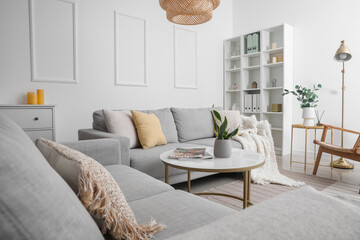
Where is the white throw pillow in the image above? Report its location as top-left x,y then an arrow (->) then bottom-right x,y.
213,110 -> 257,133
213,110 -> 242,133
102,109 -> 140,148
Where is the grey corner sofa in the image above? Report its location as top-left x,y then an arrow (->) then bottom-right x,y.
78,107 -> 243,184
2,112 -> 360,240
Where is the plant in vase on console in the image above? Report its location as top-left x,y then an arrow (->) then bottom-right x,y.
282,84 -> 322,126
212,110 -> 239,158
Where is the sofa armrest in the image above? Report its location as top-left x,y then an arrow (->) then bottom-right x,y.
78,129 -> 130,166
62,139 -> 121,166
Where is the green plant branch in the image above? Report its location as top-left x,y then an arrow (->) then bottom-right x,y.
283,84 -> 322,109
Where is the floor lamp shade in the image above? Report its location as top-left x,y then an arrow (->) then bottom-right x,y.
334,40 -> 352,62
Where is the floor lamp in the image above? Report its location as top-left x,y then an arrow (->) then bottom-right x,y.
333,40 -> 353,169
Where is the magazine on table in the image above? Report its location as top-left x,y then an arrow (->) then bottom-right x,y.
169,148 -> 213,160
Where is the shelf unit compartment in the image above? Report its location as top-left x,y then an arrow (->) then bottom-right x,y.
243,69 -> 260,89
230,59 -> 241,69
224,71 -> 241,91
243,55 -> 260,68
263,65 -> 283,88
263,51 -> 283,65
224,37 -> 241,59
262,88 -> 283,113
224,92 -> 240,111
262,26 -> 284,51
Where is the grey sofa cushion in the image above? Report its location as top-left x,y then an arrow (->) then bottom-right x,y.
186,137 -> 243,149
105,165 -> 174,202
93,108 -> 178,143
168,186 -> 360,240
130,190 -> 236,240
0,113 -> 103,240
171,108 -> 215,142
130,143 -> 207,179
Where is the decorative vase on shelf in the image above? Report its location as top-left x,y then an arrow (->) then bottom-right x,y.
302,107 -> 316,126
214,139 -> 232,158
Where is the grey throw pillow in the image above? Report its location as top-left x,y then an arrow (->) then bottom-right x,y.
171,108 -> 216,142
102,109 -> 140,148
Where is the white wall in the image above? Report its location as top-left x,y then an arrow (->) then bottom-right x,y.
233,0 -> 360,154
0,0 -> 233,141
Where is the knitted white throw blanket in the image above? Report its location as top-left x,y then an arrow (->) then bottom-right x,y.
233,118 -> 304,187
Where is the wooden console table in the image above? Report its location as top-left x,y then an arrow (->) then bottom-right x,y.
290,124 -> 333,170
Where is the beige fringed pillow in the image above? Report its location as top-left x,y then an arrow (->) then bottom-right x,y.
36,138 -> 165,240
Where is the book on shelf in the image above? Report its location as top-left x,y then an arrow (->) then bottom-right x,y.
168,148 -> 213,160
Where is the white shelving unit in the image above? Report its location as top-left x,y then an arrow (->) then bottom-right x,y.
223,24 -> 293,155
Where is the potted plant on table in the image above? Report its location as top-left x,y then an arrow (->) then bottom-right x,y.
282,84 -> 322,126
212,110 -> 239,158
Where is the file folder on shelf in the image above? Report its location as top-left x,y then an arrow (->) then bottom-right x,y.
256,94 -> 261,112
252,94 -> 257,112
244,94 -> 251,112
246,35 -> 253,54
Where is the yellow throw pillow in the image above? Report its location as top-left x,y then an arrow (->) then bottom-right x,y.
131,110 -> 167,149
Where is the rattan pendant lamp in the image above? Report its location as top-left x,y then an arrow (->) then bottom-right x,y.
159,0 -> 220,25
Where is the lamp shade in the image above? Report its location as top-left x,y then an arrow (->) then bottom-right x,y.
159,0 -> 220,25
334,40 -> 352,62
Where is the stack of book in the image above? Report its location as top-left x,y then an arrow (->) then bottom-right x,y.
169,148 -> 213,160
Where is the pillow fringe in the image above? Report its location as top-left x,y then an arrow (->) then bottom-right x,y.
79,169 -> 165,240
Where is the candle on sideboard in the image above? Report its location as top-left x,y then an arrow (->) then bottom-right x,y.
37,89 -> 44,104
27,92 -> 37,104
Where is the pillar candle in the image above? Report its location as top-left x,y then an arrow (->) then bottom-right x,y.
27,92 -> 37,104
37,89 -> 44,104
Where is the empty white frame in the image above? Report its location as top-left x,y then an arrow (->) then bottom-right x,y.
174,27 -> 197,89
29,0 -> 78,83
114,12 -> 147,87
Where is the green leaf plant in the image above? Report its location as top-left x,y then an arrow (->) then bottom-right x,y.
282,84 -> 322,109
212,110 -> 239,140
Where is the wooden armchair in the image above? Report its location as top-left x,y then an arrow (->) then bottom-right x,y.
313,124 -> 360,176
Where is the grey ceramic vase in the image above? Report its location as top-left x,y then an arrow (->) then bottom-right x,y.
214,139 -> 232,158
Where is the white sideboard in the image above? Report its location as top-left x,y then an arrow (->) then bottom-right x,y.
0,105 -> 56,142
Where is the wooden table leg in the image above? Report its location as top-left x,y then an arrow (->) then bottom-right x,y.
290,126 -> 294,165
331,128 -> 334,169
187,170 -> 191,193
314,129 -> 317,163
247,170 -> 251,201
165,164 -> 169,184
243,171 -> 249,209
305,128 -> 308,171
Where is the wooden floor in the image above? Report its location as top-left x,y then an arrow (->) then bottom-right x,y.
278,153 -> 360,186
172,154 -> 360,210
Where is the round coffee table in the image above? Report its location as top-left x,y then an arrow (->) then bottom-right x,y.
160,147 -> 265,209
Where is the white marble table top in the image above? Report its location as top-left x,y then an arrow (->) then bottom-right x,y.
160,147 -> 265,172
